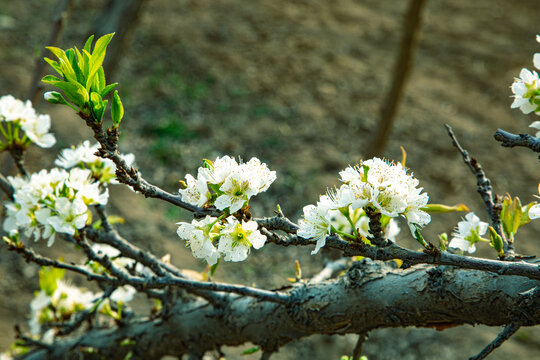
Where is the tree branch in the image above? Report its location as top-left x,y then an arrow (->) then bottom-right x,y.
494,128 -> 540,153
20,261 -> 540,359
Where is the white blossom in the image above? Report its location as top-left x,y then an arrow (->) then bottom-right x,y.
511,68 -> 540,114
55,141 -> 135,184
55,140 -> 99,168
20,114 -> 56,148
0,95 -> 34,122
110,285 -> 136,303
298,195 -> 336,254
218,218 -> 266,262
47,197 -> 88,236
179,173 -> 211,207
339,158 -> 430,228
214,158 -> 276,213
449,212 -> 488,254
199,156 -> 238,184
0,95 -> 56,148
29,281 -> 95,336
177,216 -> 220,265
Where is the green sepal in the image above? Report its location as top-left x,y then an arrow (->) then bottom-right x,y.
111,90 -> 124,126
421,203 -> 469,214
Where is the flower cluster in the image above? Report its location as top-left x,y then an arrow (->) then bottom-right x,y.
3,168 -> 108,246
29,280 -> 96,335
177,215 -> 266,264
511,35 -> 540,121
448,212 -> 489,253
298,157 -> 429,254
55,140 -> 135,184
179,156 -> 276,213
0,94 -> 55,149
29,268 -> 135,338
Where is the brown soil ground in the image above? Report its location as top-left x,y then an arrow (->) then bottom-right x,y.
1,0 -> 540,359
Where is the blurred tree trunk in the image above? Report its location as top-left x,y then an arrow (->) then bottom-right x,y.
367,0 -> 427,158
91,0 -> 147,80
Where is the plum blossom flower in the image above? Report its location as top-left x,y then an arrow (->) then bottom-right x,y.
448,212 -> 488,254
29,281 -> 96,336
528,183 -> 540,220
218,218 -> 266,262
178,173 -> 210,207
55,141 -> 135,184
297,195 -> 337,254
339,158 -> 430,228
47,197 -> 88,236
3,167 -> 108,246
0,95 -> 56,148
180,156 -> 276,213
20,114 -> 56,148
511,68 -> 540,114
177,216 -> 220,265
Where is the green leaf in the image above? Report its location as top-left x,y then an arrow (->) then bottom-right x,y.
83,34 -> 95,53
90,91 -> 106,122
111,90 -> 124,126
43,57 -> 63,77
42,79 -> 89,106
87,33 -> 114,88
241,347 -> 260,355
46,46 -> 68,62
39,266 -> 65,296
58,57 -> 78,83
101,83 -> 118,97
96,67 -> 106,92
42,74 -> 63,83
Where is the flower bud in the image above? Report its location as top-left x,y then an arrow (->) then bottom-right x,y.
44,91 -> 68,105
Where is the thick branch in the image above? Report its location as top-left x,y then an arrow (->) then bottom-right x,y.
21,261 -> 540,359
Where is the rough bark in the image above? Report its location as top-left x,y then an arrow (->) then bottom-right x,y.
22,260 -> 540,359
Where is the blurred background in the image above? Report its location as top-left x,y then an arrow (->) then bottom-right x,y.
1,0 -> 540,358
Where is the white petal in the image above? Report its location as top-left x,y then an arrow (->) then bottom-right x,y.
534,54 -> 540,71
529,204 -> 540,219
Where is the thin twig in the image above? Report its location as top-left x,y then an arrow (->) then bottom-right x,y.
309,258 -> 349,284
468,322 -> 520,360
352,331 -> 368,360
268,232 -> 540,281
445,124 -> 510,256
9,147 -> 28,177
5,241 -> 113,283
0,172 -> 14,200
